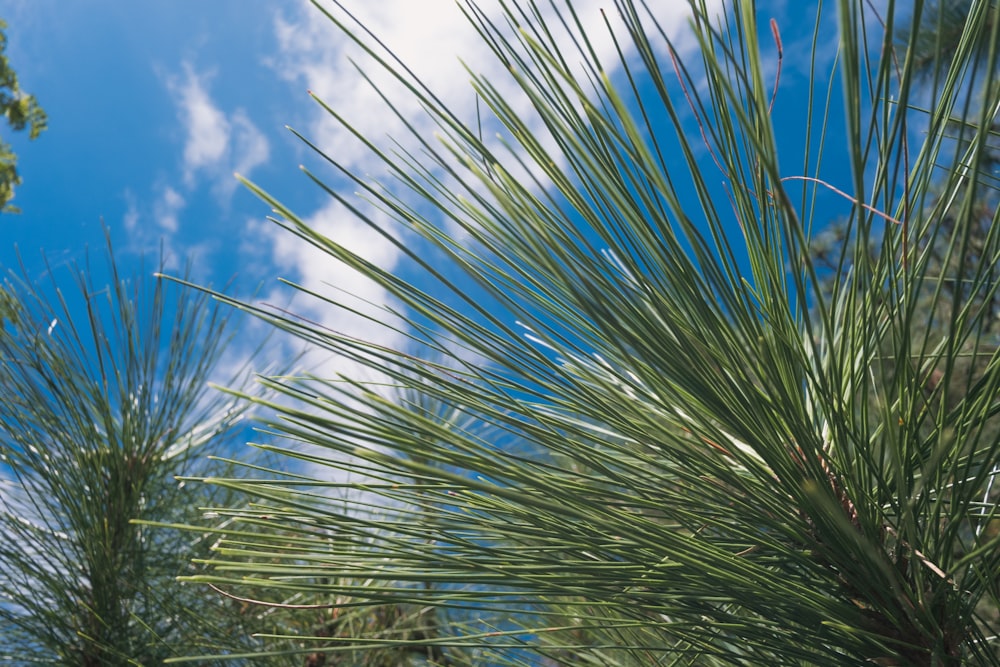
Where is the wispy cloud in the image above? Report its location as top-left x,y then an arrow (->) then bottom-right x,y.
250,199 -> 404,381
120,63 -> 274,267
167,63 -> 270,199
154,185 -> 185,234
231,110 -> 270,184
172,66 -> 230,184
272,0 -> 684,173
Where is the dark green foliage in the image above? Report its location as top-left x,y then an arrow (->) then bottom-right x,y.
0,18 -> 46,213
0,238 -> 261,665
177,0 -> 1000,664
903,1 -> 1000,80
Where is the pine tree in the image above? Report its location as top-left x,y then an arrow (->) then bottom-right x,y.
184,1 -> 1000,664
0,238 -> 265,665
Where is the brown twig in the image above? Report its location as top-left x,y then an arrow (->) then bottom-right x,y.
769,19 -> 783,115
781,175 -> 904,226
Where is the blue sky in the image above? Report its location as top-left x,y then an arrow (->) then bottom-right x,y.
4,1 -> 304,287
1,0 -> 850,384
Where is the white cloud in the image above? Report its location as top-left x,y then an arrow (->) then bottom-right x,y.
154,185 -> 185,234
271,0 -> 714,168
123,191 -> 139,233
251,200 -> 403,381
120,64 -> 273,261
231,110 -> 270,184
167,63 -> 270,196
172,66 -> 230,183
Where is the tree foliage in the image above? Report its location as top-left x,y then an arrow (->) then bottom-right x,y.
0,17 -> 46,213
0,238 -> 264,665
905,0 -> 1000,79
183,0 -> 1000,665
